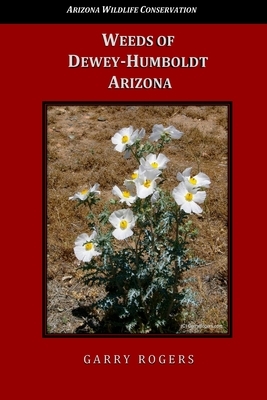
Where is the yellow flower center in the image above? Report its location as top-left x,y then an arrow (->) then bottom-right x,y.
84,242 -> 93,251
131,172 -> 138,179
150,162 -> 159,169
185,193 -> 193,202
81,189 -> 89,195
120,220 -> 128,230
143,179 -> 151,188
189,177 -> 197,185
122,190 -> 130,198
122,135 -> 129,143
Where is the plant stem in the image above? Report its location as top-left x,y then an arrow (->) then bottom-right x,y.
130,146 -> 140,163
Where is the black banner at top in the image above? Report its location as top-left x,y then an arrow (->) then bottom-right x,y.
0,4 -> 267,24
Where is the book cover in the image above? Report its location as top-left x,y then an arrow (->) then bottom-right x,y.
1,4 -> 265,398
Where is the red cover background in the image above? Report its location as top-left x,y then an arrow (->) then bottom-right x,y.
1,24 -> 265,397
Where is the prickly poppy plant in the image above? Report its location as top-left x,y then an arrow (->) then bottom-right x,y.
69,124 -> 211,334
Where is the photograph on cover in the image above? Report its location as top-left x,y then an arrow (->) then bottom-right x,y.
44,103 -> 230,336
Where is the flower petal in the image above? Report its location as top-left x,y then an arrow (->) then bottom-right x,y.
190,201 -> 203,214
109,212 -> 120,228
112,227 -> 133,240
75,233 -> 90,246
74,247 -> 86,260
193,190 -> 207,204
181,202 -> 193,214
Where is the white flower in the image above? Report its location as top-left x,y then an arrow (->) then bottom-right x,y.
124,170 -> 139,184
124,128 -> 145,158
172,181 -> 206,214
177,167 -> 211,189
89,183 -> 101,194
124,150 -> 132,159
69,183 -> 100,201
69,189 -> 89,201
135,167 -> 161,199
149,124 -> 183,142
151,190 -> 160,204
109,209 -> 136,240
123,170 -> 140,189
111,126 -> 145,152
74,231 -> 101,262
137,127 -> 146,140
140,153 -> 170,171
112,184 -> 137,206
